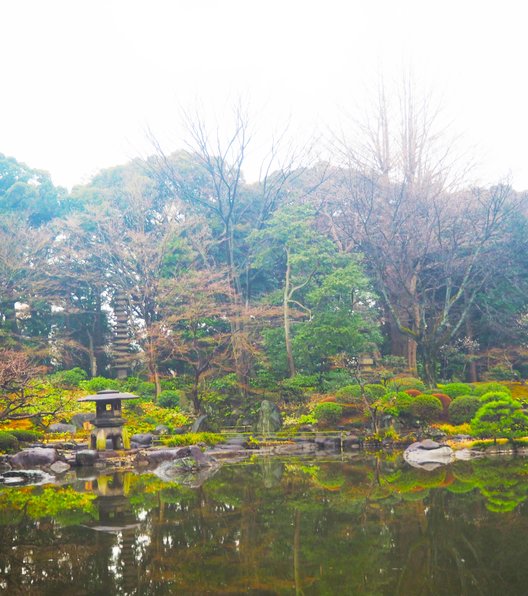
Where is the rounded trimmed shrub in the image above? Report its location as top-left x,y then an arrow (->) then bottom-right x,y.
50,367 -> 88,388
80,377 -> 119,393
440,383 -> 474,398
404,389 -> 422,397
8,429 -> 43,442
0,431 -> 19,452
158,390 -> 183,409
391,392 -> 415,418
334,384 -> 386,404
474,382 -> 511,397
364,384 -> 386,399
334,384 -> 362,403
411,394 -> 443,422
137,381 -> 156,398
313,402 -> 344,425
386,377 -> 426,392
448,395 -> 481,424
278,374 -> 316,404
432,393 -> 452,417
479,390 -> 512,404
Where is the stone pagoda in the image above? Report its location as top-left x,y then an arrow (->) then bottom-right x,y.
78,389 -> 138,451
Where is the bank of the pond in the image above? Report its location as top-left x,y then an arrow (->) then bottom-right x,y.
3,429 -> 528,489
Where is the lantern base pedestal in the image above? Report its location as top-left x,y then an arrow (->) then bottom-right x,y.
90,426 -> 130,451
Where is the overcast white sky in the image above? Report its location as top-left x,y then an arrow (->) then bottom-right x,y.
1,0 -> 528,189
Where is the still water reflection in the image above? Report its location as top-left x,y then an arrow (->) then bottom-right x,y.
0,454 -> 528,595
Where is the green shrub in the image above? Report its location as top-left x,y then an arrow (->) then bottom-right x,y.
313,402 -> 344,425
474,382 -> 511,397
386,377 -> 425,392
364,384 -> 386,399
0,431 -> 18,452
119,377 -> 142,392
334,384 -> 362,403
487,364 -> 519,381
80,377 -> 119,393
8,429 -> 43,442
411,394 -> 443,422
164,432 -> 225,447
471,396 -> 528,440
440,383 -> 474,398
391,392 -> 415,418
448,395 -> 482,424
297,413 -> 317,425
320,370 -> 354,392
279,374 -> 317,403
479,391 -> 512,404
49,367 -> 88,388
158,390 -> 183,409
334,383 -> 386,404
137,381 -> 156,398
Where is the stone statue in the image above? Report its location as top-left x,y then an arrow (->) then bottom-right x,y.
256,400 -> 282,436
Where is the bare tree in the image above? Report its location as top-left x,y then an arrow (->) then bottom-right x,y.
328,78 -> 522,384
0,350 -> 64,421
150,103 -> 318,387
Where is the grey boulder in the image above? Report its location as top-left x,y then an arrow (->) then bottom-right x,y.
141,447 -> 190,465
10,447 -> 59,469
131,433 -> 154,446
47,423 -> 76,434
70,413 -> 96,428
404,440 -> 455,468
50,461 -> 71,474
75,449 -> 99,466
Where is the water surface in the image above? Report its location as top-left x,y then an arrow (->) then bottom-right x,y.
0,454 -> 527,595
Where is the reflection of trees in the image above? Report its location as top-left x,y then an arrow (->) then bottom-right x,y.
0,458 -> 528,593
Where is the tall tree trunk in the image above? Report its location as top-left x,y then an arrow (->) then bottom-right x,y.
421,345 -> 437,387
87,330 -> 97,377
146,334 -> 161,398
466,317 -> 478,382
192,371 -> 202,414
283,249 -> 296,377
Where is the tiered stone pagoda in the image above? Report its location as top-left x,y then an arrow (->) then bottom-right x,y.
78,389 -> 138,451
113,292 -> 130,380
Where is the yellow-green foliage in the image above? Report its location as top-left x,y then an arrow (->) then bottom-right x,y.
125,401 -> 189,434
0,486 -> 96,525
386,377 -> 425,392
164,432 -> 225,447
434,423 -> 473,436
473,382 -> 511,397
439,382 -> 474,398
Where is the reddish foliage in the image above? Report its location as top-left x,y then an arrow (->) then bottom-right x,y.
432,393 -> 452,418
320,396 -> 338,403
404,389 -> 422,397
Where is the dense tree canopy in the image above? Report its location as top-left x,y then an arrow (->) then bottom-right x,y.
0,101 -> 527,411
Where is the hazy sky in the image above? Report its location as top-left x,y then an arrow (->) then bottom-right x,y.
2,0 -> 528,189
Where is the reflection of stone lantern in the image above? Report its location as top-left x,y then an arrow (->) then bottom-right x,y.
77,389 -> 138,451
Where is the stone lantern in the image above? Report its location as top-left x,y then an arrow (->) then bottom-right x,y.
77,389 -> 138,451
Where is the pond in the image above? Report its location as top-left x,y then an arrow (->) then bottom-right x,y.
0,453 -> 528,595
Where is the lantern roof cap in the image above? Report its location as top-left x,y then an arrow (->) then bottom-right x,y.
77,389 -> 139,402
